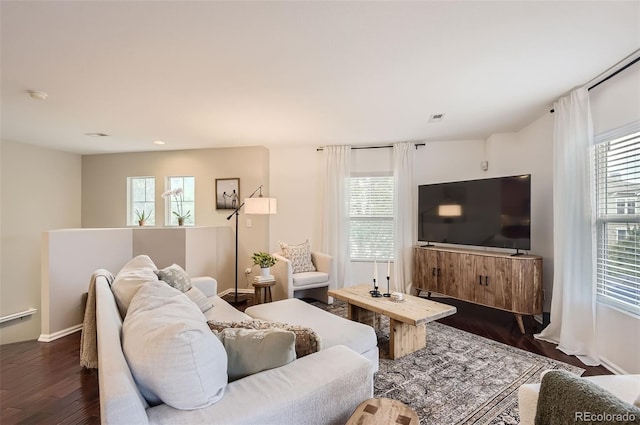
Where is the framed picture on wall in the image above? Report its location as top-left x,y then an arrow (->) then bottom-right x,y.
215,178 -> 240,210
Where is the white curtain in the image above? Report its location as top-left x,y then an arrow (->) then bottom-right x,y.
393,142 -> 416,294
322,145 -> 352,289
535,87 -> 600,366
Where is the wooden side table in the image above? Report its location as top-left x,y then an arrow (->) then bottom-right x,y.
346,397 -> 419,425
252,277 -> 276,304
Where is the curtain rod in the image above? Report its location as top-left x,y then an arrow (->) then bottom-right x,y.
550,50 -> 640,113
316,142 -> 425,152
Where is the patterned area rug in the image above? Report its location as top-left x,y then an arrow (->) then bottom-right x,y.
311,300 -> 584,425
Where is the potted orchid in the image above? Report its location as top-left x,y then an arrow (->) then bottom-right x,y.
162,187 -> 191,226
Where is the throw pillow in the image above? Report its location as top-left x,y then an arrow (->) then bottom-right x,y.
156,263 -> 192,292
111,255 -> 159,317
213,328 -> 296,381
279,240 -> 316,274
123,280 -> 228,410
535,370 -> 640,425
184,286 -> 213,313
208,320 -> 321,358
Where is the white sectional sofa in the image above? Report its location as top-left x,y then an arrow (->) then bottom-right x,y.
95,256 -> 377,425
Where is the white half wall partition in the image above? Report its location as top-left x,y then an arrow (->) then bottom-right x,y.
41,226 -> 231,342
41,228 -> 132,342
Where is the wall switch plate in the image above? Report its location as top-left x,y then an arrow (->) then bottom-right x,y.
481,161 -> 489,171
246,218 -> 252,228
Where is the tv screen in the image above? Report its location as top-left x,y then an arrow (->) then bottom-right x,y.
418,175 -> 531,250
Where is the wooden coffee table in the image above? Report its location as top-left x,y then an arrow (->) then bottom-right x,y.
328,284 -> 456,359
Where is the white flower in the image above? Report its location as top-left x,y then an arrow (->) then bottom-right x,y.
173,187 -> 184,195
161,189 -> 174,198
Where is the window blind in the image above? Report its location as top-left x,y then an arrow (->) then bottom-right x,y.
595,130 -> 640,315
349,175 -> 394,260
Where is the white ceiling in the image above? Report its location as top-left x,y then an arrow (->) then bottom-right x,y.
1,1 -> 639,155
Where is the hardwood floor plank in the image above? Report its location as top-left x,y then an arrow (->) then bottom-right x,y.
0,298 -> 613,423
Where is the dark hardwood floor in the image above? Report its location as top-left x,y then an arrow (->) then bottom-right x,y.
0,296 -> 611,424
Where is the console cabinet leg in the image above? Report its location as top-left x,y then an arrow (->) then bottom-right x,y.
514,314 -> 526,334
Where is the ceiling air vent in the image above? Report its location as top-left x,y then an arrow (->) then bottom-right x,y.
429,113 -> 445,123
84,132 -> 110,137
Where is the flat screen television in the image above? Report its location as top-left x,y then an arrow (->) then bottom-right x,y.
418,174 -> 531,250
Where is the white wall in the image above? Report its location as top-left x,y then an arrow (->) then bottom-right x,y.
0,140 -> 81,344
269,145 -> 323,253
81,146 -> 271,293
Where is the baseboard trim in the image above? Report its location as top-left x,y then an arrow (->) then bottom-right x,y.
218,288 -> 253,297
38,324 -> 82,343
599,355 -> 629,375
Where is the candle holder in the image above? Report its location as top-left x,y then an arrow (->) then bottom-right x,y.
369,278 -> 382,297
383,276 -> 391,297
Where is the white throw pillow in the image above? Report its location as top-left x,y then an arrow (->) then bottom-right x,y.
214,328 -> 296,381
156,263 -> 192,292
123,280 -> 228,410
185,286 -> 213,313
111,255 -> 159,317
280,240 -> 316,273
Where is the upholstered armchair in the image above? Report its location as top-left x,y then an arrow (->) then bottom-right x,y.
271,249 -> 334,304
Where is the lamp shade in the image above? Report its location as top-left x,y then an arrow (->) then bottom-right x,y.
244,197 -> 277,215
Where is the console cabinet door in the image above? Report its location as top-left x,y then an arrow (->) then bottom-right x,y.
438,251 -> 463,297
511,258 -> 543,314
481,256 -> 512,310
413,248 -> 437,291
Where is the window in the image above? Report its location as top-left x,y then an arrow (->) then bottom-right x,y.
165,176 -> 195,226
127,177 -> 155,226
595,130 -> 640,315
349,174 -> 394,261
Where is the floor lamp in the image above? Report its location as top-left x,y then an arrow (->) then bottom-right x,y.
222,185 -> 277,305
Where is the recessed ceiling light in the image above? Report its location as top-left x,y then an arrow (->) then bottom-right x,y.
27,90 -> 48,101
429,113 -> 446,123
84,132 -> 109,137
153,140 -> 166,145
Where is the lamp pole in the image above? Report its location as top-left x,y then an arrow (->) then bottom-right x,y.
223,185 -> 264,305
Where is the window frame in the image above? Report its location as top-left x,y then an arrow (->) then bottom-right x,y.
594,127 -> 640,317
127,176 -> 156,226
164,176 -> 196,226
348,172 -> 395,262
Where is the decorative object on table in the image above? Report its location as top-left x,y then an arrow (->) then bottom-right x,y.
384,260 -> 392,297
135,209 -> 150,226
162,187 -> 191,226
251,252 -> 277,277
391,292 -> 404,302
222,185 -> 277,305
370,260 -> 382,297
215,178 -> 240,210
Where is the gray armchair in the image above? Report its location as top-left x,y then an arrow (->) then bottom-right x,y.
271,251 -> 334,304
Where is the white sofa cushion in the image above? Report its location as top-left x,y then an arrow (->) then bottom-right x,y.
214,328 -> 296,381
111,255 -> 159,317
292,271 -> 329,287
123,280 -> 228,410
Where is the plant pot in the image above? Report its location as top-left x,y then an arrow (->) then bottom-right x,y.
138,220 -> 145,226
178,217 -> 184,226
260,267 -> 271,277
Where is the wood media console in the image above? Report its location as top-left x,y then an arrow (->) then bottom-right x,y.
412,245 -> 543,333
